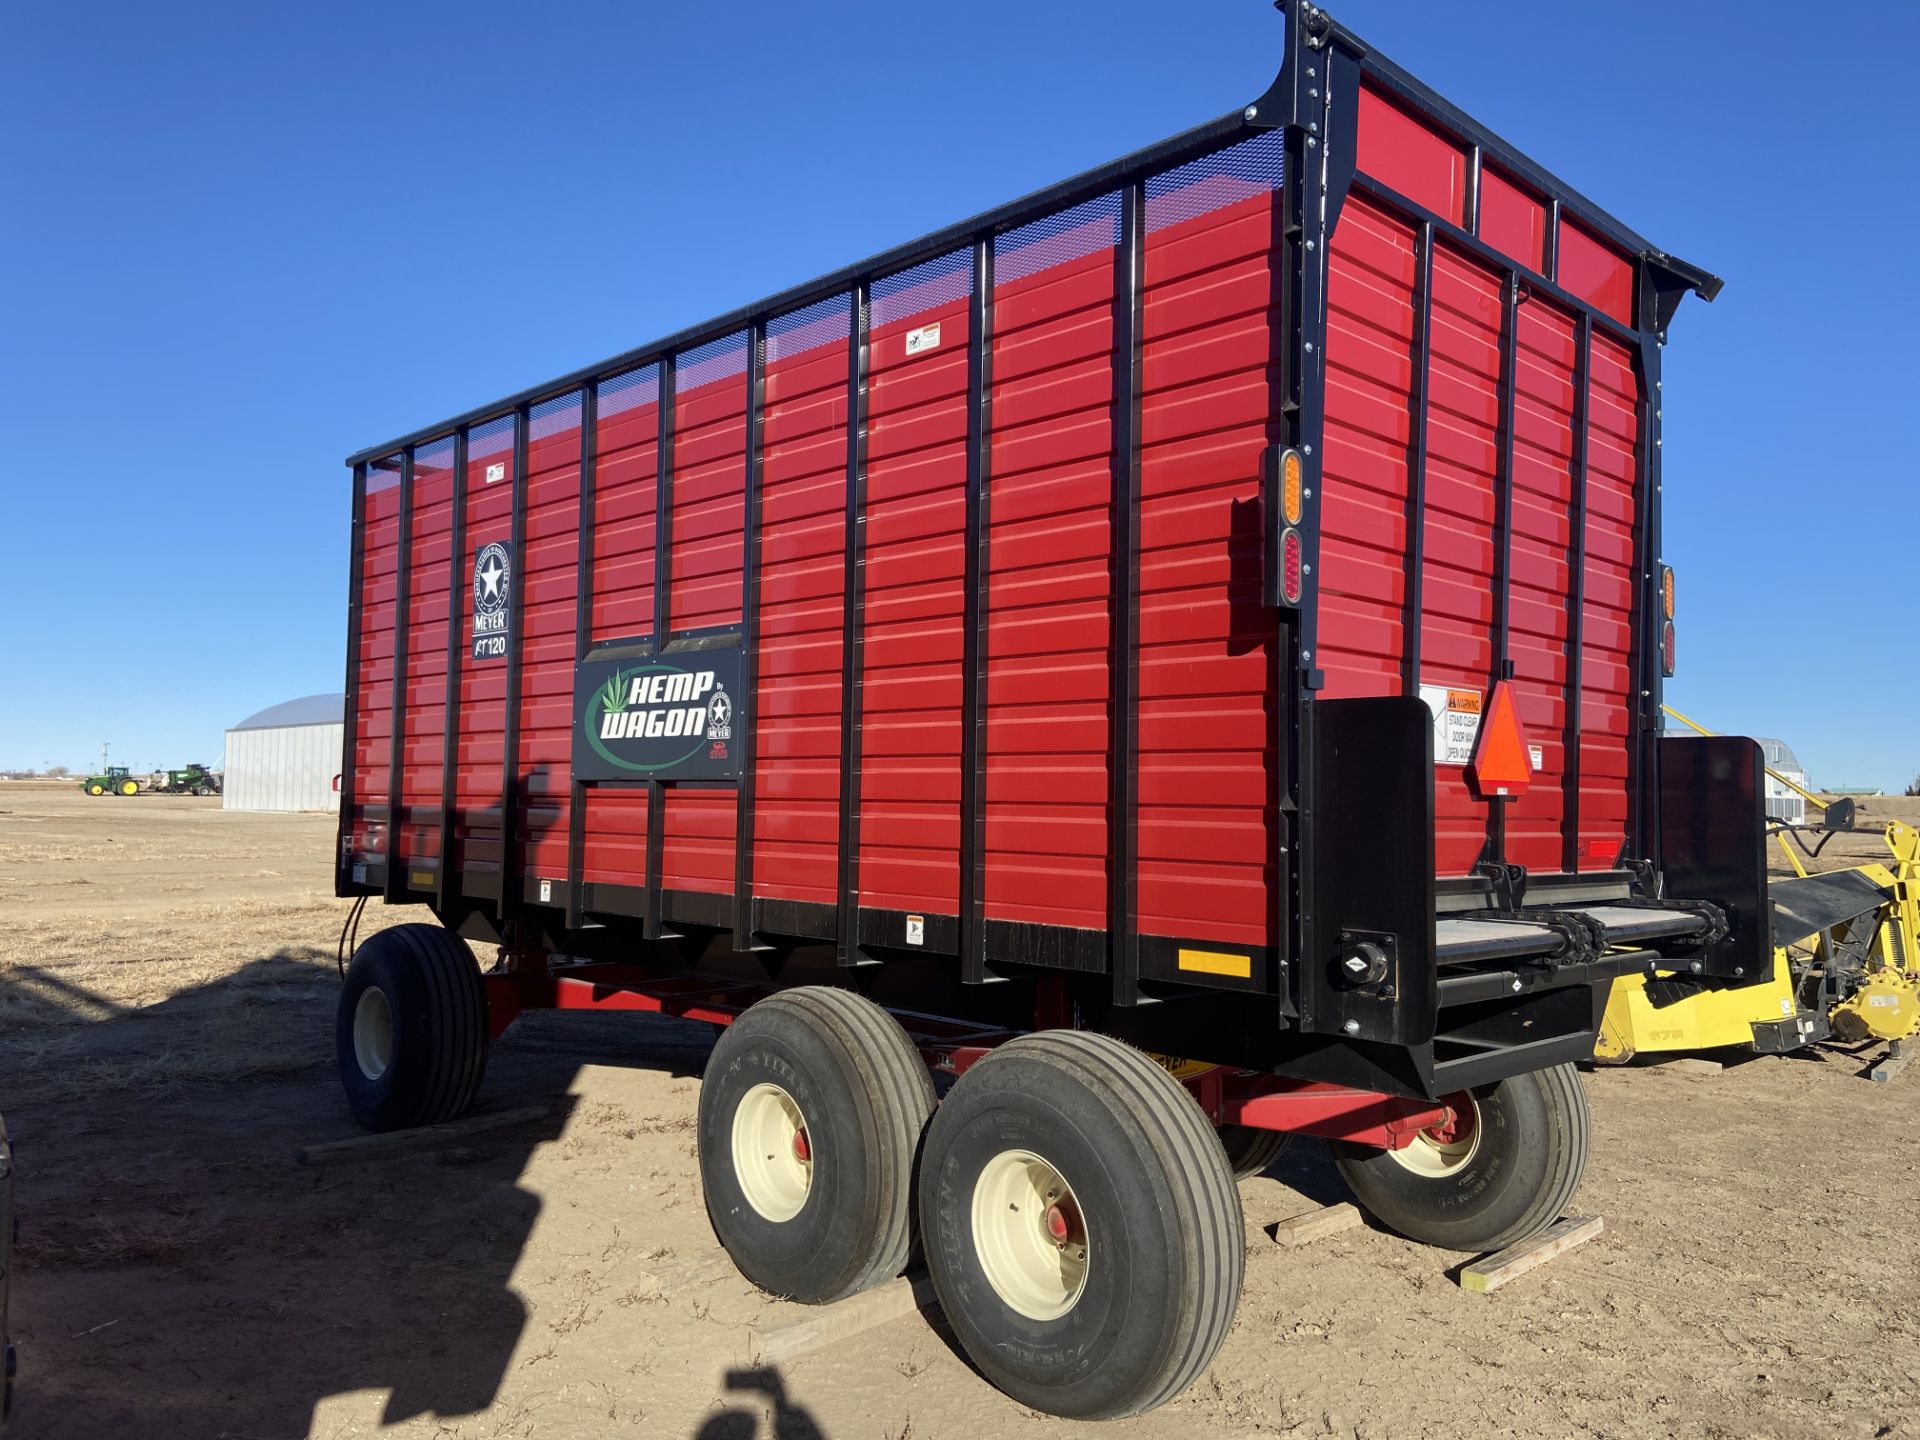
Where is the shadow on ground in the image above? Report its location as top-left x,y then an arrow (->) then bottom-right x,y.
0,952 -> 833,1439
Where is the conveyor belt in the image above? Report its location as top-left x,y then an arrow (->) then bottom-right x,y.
1435,905 -> 1710,967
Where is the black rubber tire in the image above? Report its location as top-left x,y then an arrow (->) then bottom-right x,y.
336,923 -> 489,1132
1330,1062 -> 1589,1252
1217,1123 -> 1290,1181
698,987 -> 935,1305
918,1031 -> 1243,1420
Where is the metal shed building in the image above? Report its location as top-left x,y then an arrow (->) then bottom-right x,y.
1757,737 -> 1809,827
223,694 -> 344,813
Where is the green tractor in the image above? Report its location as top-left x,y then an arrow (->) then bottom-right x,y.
154,764 -> 222,796
80,766 -> 141,797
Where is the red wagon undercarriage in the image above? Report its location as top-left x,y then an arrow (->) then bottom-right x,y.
482,959 -> 1456,1151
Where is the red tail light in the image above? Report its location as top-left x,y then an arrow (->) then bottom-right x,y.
1660,620 -> 1676,676
1281,527 -> 1304,606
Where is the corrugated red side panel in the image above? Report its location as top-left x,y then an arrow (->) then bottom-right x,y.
661,341 -> 749,896
516,395 -> 583,881
1477,167 -> 1546,276
1135,135 -> 1285,949
752,302 -> 851,906
454,418 -> 514,880
1578,331 -> 1640,869
579,369 -> 660,891
396,440 -> 454,864
857,254 -> 974,915
348,459 -> 400,863
984,204 -> 1116,933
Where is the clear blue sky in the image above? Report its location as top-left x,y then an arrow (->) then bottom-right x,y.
3,1 -> 1915,786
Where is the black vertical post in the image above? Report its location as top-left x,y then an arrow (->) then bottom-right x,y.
384,448 -> 415,900
436,431 -> 468,911
337,462 -> 368,897
1401,222 -> 1434,695
1631,266 -> 1667,868
646,360 -> 676,938
497,405 -> 530,922
1464,143 -> 1483,235
960,239 -> 996,985
1544,199 -> 1562,284
836,284 -> 871,968
1484,271 -> 1520,868
1291,39 -> 1361,1028
567,386 -> 598,929
733,324 -> 766,950
1108,182 -> 1145,1007
1562,314 -> 1591,874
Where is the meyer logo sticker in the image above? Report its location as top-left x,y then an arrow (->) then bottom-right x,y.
471,540 -> 513,661
573,648 -> 746,781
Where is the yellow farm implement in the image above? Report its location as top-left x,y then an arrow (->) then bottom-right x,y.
1595,710 -> 1920,1065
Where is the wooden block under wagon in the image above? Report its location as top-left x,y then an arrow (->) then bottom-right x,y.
295,1105 -> 551,1165
748,1272 -> 941,1365
1460,1215 -> 1605,1294
1269,1202 -> 1364,1247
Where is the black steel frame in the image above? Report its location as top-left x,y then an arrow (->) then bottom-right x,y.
335,1 -> 1722,1086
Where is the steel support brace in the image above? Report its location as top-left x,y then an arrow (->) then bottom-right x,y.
436,433 -> 468,911
567,385 -> 599,930
497,405 -> 530,923
337,462 -> 368,895
960,238 -> 995,985
836,283 -> 872,967
1632,270 -> 1668,866
734,322 -> 766,950
1401,222 -> 1434,693
1483,272 -> 1521,867
383,447 -> 415,902
1193,1071 -> 1450,1150
1562,316 -> 1592,873
645,360 -> 676,939
1108,181 -> 1145,1006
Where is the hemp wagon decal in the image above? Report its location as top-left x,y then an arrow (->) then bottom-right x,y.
571,649 -> 745,782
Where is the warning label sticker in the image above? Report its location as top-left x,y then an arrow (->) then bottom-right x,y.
905,321 -> 941,356
1419,684 -> 1483,766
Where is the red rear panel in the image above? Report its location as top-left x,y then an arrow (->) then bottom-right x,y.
1315,80 -> 1646,876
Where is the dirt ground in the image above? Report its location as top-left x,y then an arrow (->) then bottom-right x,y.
3,782 -> 1918,1440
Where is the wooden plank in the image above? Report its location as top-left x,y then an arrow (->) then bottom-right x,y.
748,1272 -> 940,1365
1869,1048 -> 1912,1084
295,1105 -> 550,1165
1460,1215 -> 1604,1294
1650,1058 -> 1722,1076
1269,1202 -> 1364,1248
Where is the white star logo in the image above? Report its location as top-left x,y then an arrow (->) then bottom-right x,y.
478,557 -> 505,601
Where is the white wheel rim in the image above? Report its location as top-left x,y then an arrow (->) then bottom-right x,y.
971,1149 -> 1090,1322
732,1083 -> 813,1222
353,986 -> 394,1081
1387,1092 -> 1480,1178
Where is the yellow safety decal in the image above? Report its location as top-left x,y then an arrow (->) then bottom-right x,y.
410,870 -> 434,889
1144,1052 -> 1222,1081
1177,948 -> 1251,979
